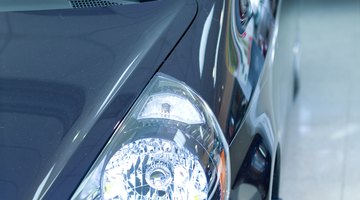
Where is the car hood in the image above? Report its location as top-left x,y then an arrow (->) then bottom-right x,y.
0,1 -> 197,199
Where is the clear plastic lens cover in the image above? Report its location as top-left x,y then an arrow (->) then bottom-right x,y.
71,74 -> 230,200
103,138 -> 208,200
138,93 -> 205,124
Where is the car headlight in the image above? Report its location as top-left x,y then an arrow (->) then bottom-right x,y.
71,73 -> 230,200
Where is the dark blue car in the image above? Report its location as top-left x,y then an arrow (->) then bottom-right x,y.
0,0 -> 298,199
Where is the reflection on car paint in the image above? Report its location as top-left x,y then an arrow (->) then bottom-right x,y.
221,0 -> 274,142
199,4 -> 215,78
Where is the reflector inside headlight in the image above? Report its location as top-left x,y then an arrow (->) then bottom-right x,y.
72,73 -> 230,200
103,138 -> 208,200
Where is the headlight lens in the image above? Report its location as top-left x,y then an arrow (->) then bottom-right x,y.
103,138 -> 208,200
72,74 -> 230,200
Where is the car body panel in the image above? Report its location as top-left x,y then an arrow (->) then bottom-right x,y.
0,1 -> 197,199
160,0 -> 297,199
0,0 -> 297,199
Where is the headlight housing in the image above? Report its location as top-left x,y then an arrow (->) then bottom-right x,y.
72,73 -> 230,200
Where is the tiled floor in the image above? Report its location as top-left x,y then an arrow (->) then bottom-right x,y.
279,0 -> 360,199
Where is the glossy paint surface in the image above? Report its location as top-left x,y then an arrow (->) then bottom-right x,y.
160,0 -> 296,199
160,0 -> 276,142
0,1 -> 196,199
0,0 -> 297,199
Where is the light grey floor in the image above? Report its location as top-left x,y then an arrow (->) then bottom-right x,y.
279,0 -> 360,199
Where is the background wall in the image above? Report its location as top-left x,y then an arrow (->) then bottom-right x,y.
279,0 -> 360,199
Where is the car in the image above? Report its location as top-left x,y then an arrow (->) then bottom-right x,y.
0,0 -> 298,199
